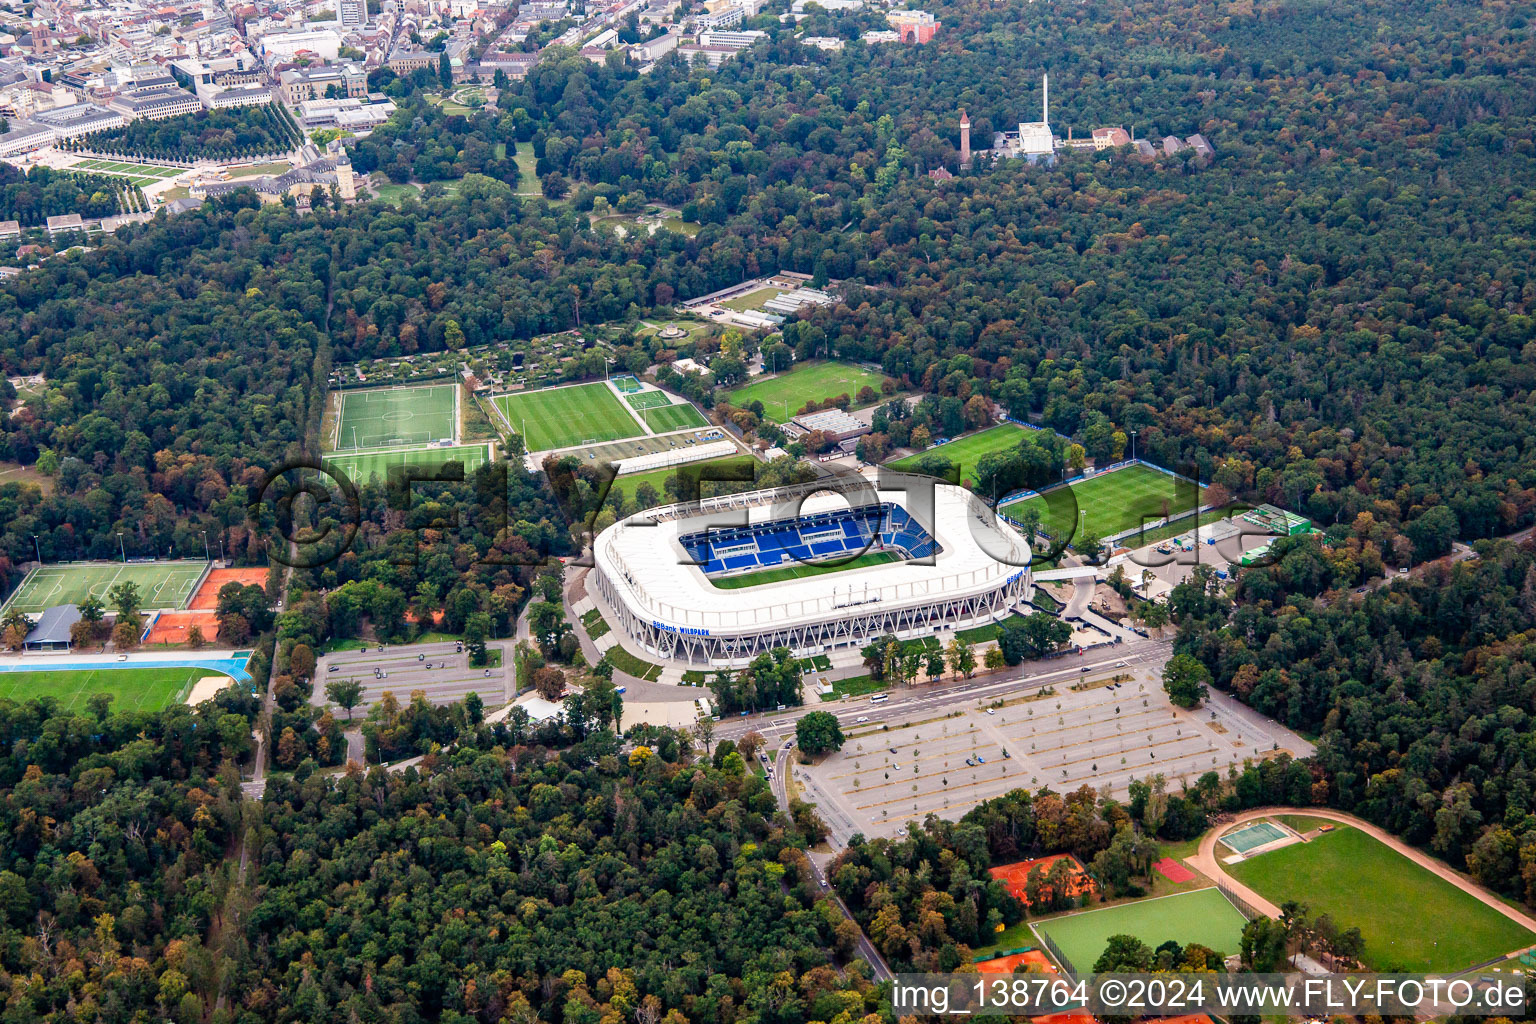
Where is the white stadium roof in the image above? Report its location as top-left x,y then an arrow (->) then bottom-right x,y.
594,479 -> 1032,636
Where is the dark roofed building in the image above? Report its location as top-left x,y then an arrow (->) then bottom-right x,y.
24,604 -> 81,650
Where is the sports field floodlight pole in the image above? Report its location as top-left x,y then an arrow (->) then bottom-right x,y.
201,530 -> 210,561
1130,430 -> 1137,462
118,532 -> 125,562
31,534 -> 40,565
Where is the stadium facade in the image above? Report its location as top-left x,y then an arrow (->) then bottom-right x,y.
592,476 -> 1034,664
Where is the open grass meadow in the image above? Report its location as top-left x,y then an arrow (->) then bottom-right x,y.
606,455 -> 757,509
1228,826 -> 1536,971
724,361 -> 886,420
886,423 -> 1032,487
1001,463 -> 1204,542
0,665 -> 217,712
492,382 -> 645,451
1035,888 -> 1248,973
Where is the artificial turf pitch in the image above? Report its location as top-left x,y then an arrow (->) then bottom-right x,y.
724,361 -> 885,420
492,382 -> 645,451
336,384 -> 457,450
2,561 -> 208,615
1228,826 -> 1536,971
0,666 -> 218,712
1001,463 -> 1204,541
710,550 -> 899,590
1034,888 -> 1248,973
323,443 -> 492,485
643,403 -> 709,432
625,390 -> 673,411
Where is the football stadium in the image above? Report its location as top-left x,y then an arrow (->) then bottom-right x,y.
592,477 -> 1033,664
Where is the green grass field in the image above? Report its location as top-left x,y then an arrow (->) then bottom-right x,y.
886,423 -> 1032,486
1035,888 -> 1248,973
711,550 -> 899,590
1228,826 -> 1536,970
607,455 -> 756,508
643,403 -> 709,432
3,561 -> 208,615
492,382 -> 644,451
725,361 -> 886,420
1001,463 -> 1204,542
336,384 -> 457,449
720,287 -> 784,312
324,443 -> 491,485
625,390 -> 673,410
0,666 -> 219,712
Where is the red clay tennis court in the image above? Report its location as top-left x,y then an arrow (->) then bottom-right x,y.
144,610 -> 219,646
974,949 -> 1057,974
989,854 -> 1097,905
1153,857 -> 1197,883
189,567 -> 268,609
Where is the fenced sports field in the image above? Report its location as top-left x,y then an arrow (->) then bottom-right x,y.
1034,888 -> 1249,973
1,560 -> 209,615
1219,820 -> 1289,853
324,443 -> 493,485
1001,462 -> 1204,541
625,390 -> 673,411
491,381 -> 646,451
0,665 -> 215,711
642,403 -> 709,432
335,384 -> 458,450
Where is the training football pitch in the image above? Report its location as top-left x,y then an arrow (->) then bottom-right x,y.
1035,888 -> 1248,973
725,361 -> 886,420
1001,463 -> 1204,541
643,403 -> 709,432
0,665 -> 216,711
2,561 -> 208,615
324,443 -> 492,485
491,382 -> 645,451
886,423 -> 1031,486
710,550 -> 899,590
1228,826 -> 1536,971
625,390 -> 673,411
335,384 -> 458,450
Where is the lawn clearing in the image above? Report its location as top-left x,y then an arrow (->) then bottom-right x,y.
887,423 -> 1032,487
3,561 -> 208,615
720,287 -> 784,312
1227,826 -> 1536,971
711,550 -> 899,590
335,384 -> 457,450
724,361 -> 886,420
0,665 -> 216,712
324,443 -> 492,485
1035,888 -> 1248,974
643,403 -> 708,432
1001,463 -> 1204,543
491,382 -> 644,451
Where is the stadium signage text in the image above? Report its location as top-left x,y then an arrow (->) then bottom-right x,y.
654,621 -> 711,637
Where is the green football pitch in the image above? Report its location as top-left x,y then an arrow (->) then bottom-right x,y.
1228,826 -> 1536,971
1035,888 -> 1248,973
1001,463 -> 1204,542
324,443 -> 492,485
2,561 -> 208,615
336,384 -> 458,450
492,382 -> 645,451
643,403 -> 709,432
886,423 -> 1031,486
625,390 -> 673,411
0,666 -> 216,712
710,550 -> 899,590
725,362 -> 886,420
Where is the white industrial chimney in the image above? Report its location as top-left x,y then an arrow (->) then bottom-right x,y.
1042,72 -> 1049,125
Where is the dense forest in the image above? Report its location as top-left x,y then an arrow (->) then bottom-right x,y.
66,105 -> 302,161
0,165 -> 131,225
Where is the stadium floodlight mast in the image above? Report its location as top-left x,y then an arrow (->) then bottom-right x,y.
31,534 -> 40,565
118,532 -> 125,562
1130,430 -> 1137,462
201,530 -> 210,561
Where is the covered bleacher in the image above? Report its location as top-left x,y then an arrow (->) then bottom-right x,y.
681,502 -> 938,577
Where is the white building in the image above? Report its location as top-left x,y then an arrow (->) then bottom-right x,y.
1017,73 -> 1053,156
